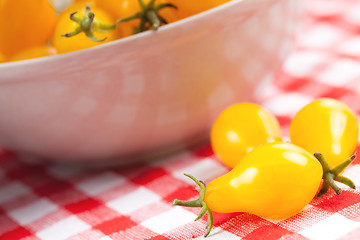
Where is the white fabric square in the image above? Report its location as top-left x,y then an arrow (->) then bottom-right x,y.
317,59 -> 360,86
141,207 -> 197,234
338,36 -> 360,57
263,93 -> 312,116
36,216 -> 90,240
76,172 -> 126,196
194,228 -> 241,240
0,182 -> 30,204
106,187 -> 160,214
173,158 -> 228,184
99,237 -> 112,240
344,3 -> 360,25
299,213 -> 360,240
307,1 -> 345,17
283,51 -> 329,77
8,198 -> 58,225
299,23 -> 344,48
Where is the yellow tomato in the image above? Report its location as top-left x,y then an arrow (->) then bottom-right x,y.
170,0 -> 229,19
174,142 -> 325,237
210,103 -> 282,168
10,45 -> 57,62
205,143 -> 322,218
52,2 -> 121,54
290,98 -> 359,169
0,0 -> 57,58
0,53 -> 6,63
95,0 -> 178,37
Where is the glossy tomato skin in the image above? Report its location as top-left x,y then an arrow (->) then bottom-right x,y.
0,0 -> 57,58
170,0 -> 229,19
10,45 -> 57,62
211,103 -> 282,168
95,0 -> 178,37
290,98 -> 359,169
205,142 -> 323,219
52,1 -> 121,54
0,53 -> 6,63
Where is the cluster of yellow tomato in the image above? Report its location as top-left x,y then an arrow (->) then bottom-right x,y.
174,98 -> 358,237
0,0 -> 229,63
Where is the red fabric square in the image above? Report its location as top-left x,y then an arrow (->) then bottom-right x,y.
193,143 -> 214,158
147,235 -> 170,240
315,191 -> 360,212
34,179 -> 73,196
0,216 -> 19,236
320,87 -> 350,100
212,212 -> 242,227
276,75 -> 309,93
65,198 -> 102,214
0,227 -> 32,240
6,164 -> 45,180
95,216 -> 136,235
163,185 -> 199,203
242,224 -> 295,240
130,168 -> 168,185
75,205 -> 122,226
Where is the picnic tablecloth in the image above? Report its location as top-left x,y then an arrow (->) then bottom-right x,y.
2,0 -> 360,239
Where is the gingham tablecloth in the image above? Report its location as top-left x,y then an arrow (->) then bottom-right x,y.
2,0 -> 360,239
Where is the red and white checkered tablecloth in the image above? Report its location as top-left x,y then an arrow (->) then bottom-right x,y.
2,0 -> 360,239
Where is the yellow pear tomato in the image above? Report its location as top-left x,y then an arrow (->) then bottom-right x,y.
0,0 -> 57,58
173,142 -> 355,237
52,2 -> 121,54
290,98 -> 359,169
210,103 -> 282,168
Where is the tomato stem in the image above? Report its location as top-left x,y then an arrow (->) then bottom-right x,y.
61,4 -> 117,42
116,0 -> 177,33
314,152 -> 356,197
172,174 -> 214,237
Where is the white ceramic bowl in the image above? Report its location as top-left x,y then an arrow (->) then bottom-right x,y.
0,0 -> 303,164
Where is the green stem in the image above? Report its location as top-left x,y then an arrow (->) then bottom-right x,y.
149,0 -> 156,8
146,10 -> 161,30
117,0 -> 177,33
333,154 -> 356,175
205,208 -> 213,237
317,180 -> 330,197
324,172 -> 341,195
172,174 -> 214,237
314,152 -> 356,197
172,199 -> 202,207
334,175 -> 356,189
61,4 -> 117,42
138,0 -> 147,10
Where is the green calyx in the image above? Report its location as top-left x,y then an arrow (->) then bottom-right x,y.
62,4 -> 117,42
116,0 -> 177,33
315,152 -> 356,197
172,174 -> 214,237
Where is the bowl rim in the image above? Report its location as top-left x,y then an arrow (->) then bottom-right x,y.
0,0 -> 277,70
